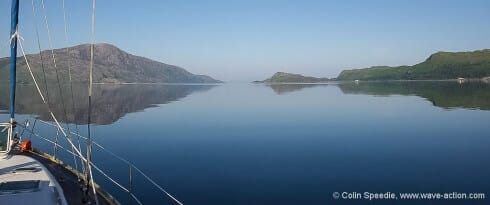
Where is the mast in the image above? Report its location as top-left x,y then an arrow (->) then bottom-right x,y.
9,0 -> 19,123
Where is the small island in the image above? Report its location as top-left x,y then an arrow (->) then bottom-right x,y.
254,72 -> 330,83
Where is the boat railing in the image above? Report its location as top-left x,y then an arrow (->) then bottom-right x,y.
17,119 -> 183,205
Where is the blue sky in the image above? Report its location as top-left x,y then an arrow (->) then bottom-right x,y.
1,0 -> 490,82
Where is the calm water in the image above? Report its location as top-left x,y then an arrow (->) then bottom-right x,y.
5,82 -> 490,205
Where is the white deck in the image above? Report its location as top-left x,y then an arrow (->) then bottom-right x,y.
0,153 -> 68,205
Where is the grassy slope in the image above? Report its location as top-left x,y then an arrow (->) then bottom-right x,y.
337,49 -> 490,80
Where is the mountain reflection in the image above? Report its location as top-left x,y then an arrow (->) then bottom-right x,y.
267,84 -> 329,94
337,81 -> 490,110
0,84 -> 216,125
264,81 -> 490,110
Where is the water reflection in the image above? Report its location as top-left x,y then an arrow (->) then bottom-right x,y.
267,84 -> 328,94
264,81 -> 490,110
337,81 -> 490,110
0,84 -> 216,125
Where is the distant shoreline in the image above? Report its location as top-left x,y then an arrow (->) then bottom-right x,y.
253,77 -> 490,84
0,81 -> 223,86
2,77 -> 489,86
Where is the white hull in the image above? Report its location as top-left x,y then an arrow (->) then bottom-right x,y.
0,153 -> 68,205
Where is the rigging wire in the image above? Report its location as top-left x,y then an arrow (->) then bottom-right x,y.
61,0 -> 83,180
38,120 -> 184,205
54,125 -> 60,158
19,1 -> 183,204
30,0 -> 51,108
0,41 -> 12,55
16,41 -> 91,204
19,122 -> 142,205
86,0 -> 99,204
27,118 -> 38,140
32,0 -> 85,183
11,11 -> 88,173
39,0 -> 72,141
17,37 -> 88,165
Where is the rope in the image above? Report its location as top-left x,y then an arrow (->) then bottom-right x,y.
8,30 -> 23,45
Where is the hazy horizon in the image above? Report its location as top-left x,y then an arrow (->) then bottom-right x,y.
2,0 -> 490,82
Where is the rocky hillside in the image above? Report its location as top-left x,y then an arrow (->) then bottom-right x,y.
0,43 -> 221,83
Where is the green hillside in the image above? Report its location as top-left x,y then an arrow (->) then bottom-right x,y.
337,49 -> 490,80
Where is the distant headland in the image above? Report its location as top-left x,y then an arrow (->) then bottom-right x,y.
0,43 -> 222,84
256,49 -> 490,83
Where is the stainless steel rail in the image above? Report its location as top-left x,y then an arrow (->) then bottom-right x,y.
18,120 -> 182,205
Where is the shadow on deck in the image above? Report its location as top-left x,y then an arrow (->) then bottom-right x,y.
23,150 -> 120,205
